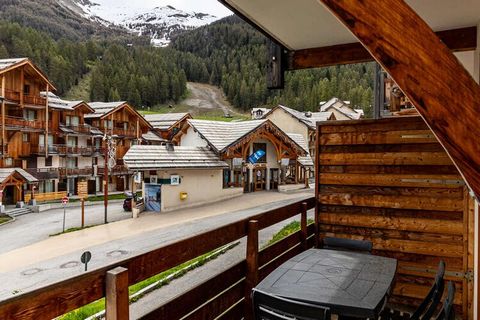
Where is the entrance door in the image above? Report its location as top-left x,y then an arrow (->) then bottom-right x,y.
3,186 -> 15,205
270,169 -> 279,190
254,168 -> 266,191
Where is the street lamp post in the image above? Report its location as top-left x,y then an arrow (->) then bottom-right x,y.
103,135 -> 109,224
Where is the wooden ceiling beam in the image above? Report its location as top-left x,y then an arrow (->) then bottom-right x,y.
317,0 -> 480,198
290,26 -> 477,70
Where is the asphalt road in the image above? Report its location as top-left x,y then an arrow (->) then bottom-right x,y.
0,201 -> 129,254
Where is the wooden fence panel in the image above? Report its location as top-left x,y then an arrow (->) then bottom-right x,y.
316,116 -> 474,318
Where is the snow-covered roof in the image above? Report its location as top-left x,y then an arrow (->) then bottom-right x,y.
0,58 -> 56,90
144,113 -> 190,131
124,145 -> 228,170
142,130 -> 167,142
84,101 -> 127,119
0,168 -> 38,183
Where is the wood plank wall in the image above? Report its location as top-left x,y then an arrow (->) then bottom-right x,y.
316,116 -> 474,318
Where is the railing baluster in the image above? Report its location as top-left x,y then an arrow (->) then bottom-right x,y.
106,266 -> 129,320
245,220 -> 259,320
301,202 -> 308,250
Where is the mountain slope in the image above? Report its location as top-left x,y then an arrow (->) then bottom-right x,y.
0,0 -> 126,40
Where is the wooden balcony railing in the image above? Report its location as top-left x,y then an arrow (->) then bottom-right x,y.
97,164 -> 129,175
99,126 -> 137,137
0,197 -> 316,320
63,124 -> 91,134
26,168 -> 60,180
59,167 -> 93,177
31,145 -> 98,156
4,89 -> 20,102
24,94 -> 46,106
5,116 -> 45,130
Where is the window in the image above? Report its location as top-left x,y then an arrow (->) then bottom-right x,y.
66,116 -> 80,126
23,85 -> 30,95
67,136 -> 77,147
223,169 -> 231,189
45,157 -> 52,167
252,143 -> 267,163
23,109 -> 36,120
67,157 -> 77,168
104,119 -> 113,129
4,158 -> 12,166
123,122 -> 128,130
22,133 -> 29,142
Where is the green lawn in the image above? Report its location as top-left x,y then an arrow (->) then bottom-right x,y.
0,215 -> 12,225
59,242 -> 238,320
49,225 -> 98,237
264,219 -> 314,248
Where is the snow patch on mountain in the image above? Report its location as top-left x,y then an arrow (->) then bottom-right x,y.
65,0 -> 218,46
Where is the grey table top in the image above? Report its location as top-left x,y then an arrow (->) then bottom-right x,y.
256,249 -> 397,318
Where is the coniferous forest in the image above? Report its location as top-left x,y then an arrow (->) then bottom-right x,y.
0,14 -> 375,116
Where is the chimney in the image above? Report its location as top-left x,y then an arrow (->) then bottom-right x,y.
166,142 -> 174,151
304,111 -> 312,118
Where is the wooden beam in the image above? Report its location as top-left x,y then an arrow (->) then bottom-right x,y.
1,75 -> 4,158
290,26 -> 477,70
244,220 -> 259,320
317,0 -> 480,199
45,84 -> 49,158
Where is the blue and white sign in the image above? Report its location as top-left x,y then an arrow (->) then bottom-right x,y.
248,150 -> 266,164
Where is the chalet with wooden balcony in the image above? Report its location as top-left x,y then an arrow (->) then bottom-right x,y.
85,101 -> 152,192
178,119 -> 311,192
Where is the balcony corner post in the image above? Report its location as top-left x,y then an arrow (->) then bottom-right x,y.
105,266 -> 129,320
301,202 -> 308,250
1,75 -> 5,158
245,219 -> 259,320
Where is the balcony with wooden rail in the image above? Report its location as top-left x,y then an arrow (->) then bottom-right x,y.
62,123 -> 92,135
99,126 -> 138,138
25,167 -> 60,180
4,116 -> 45,130
97,164 -> 130,176
59,167 -> 93,178
2,89 -> 46,106
31,144 -> 98,156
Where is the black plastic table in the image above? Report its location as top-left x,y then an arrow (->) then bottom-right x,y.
255,249 -> 397,318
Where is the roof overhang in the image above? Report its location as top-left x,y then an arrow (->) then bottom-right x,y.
220,0 -> 479,69
101,103 -> 153,130
0,59 -> 57,91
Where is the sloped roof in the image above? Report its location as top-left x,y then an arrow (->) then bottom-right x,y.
124,145 -> 228,170
142,130 -> 167,142
265,105 -> 334,129
40,92 -> 93,112
286,133 -> 313,167
187,119 -> 267,152
187,119 -> 307,156
0,168 -> 38,184
144,113 -> 190,131
319,97 -> 363,120
0,58 -> 56,91
84,102 -> 127,119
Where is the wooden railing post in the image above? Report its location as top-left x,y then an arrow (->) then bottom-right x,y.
245,220 -> 259,320
106,267 -> 129,320
301,202 -> 308,250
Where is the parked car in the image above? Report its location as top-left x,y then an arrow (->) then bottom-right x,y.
123,192 -> 142,211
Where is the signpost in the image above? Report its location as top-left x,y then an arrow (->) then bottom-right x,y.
62,196 -> 69,233
80,251 -> 92,271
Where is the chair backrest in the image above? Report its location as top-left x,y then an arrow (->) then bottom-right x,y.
252,289 -> 331,320
323,236 -> 373,253
435,281 -> 456,320
410,260 -> 446,320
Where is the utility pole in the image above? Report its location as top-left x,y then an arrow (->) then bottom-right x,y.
103,135 -> 108,224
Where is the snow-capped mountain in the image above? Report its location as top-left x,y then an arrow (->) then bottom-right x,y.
60,0 -> 218,46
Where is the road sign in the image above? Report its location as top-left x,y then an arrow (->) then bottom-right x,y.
62,196 -> 69,205
81,251 -> 92,271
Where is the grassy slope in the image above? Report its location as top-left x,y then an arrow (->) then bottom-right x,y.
64,70 -> 92,102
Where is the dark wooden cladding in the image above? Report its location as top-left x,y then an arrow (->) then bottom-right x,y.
316,117 -> 474,317
290,26 -> 477,69
0,198 -> 315,320
318,0 -> 480,199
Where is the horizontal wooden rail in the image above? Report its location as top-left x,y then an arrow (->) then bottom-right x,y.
25,191 -> 67,203
0,197 -> 315,320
